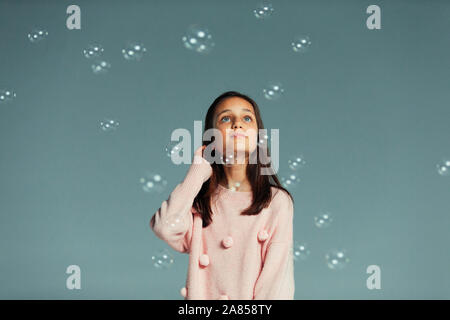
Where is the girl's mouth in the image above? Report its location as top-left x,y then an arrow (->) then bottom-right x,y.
230,132 -> 247,138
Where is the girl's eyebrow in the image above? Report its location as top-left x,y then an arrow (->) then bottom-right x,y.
216,108 -> 254,117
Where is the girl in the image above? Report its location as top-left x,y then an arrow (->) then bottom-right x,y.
150,91 -> 295,300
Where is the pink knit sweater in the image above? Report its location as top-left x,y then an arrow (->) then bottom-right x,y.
150,154 -> 295,300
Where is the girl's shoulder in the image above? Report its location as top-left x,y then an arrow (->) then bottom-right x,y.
264,187 -> 294,226
269,186 -> 294,209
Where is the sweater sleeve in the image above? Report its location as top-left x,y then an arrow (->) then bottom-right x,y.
149,154 -> 212,254
253,192 -> 295,300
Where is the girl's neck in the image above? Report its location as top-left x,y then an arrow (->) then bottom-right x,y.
221,164 -> 252,192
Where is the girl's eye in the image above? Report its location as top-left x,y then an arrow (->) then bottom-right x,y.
221,116 -> 230,123
244,116 -> 252,122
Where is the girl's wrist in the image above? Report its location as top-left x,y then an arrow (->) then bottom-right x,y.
185,155 -> 212,184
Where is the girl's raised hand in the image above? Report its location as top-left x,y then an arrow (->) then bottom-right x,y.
192,145 -> 213,182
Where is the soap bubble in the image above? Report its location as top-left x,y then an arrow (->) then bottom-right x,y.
228,181 -> 242,192
281,172 -> 300,188
293,241 -> 310,261
288,155 -> 306,171
263,82 -> 284,100
253,1 -> 274,19
291,35 -> 312,53
83,44 -> 104,59
165,141 -> 184,158
99,119 -> 119,132
28,28 -> 48,43
325,249 -> 350,270
182,24 -> 215,54
0,89 -> 17,104
91,60 -> 111,74
436,159 -> 450,176
314,211 -> 333,229
223,153 -> 235,166
164,215 -> 184,231
122,42 -> 147,61
257,133 -> 269,147
151,248 -> 174,269
140,172 -> 167,193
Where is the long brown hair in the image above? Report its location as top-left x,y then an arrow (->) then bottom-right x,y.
193,91 -> 293,228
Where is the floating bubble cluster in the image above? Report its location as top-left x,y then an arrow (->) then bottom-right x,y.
140,172 -> 168,193
151,248 -> 174,269
83,44 -> 104,59
253,1 -> 274,19
314,211 -> 333,229
288,156 -> 306,171
263,82 -> 284,100
436,159 -> 450,176
91,60 -> 111,74
325,249 -> 350,270
281,172 -> 300,188
293,241 -> 310,261
291,35 -> 312,53
28,28 -> 48,43
165,141 -> 184,158
100,119 -> 119,132
0,89 -> 17,104
122,42 -> 147,61
182,24 -> 215,54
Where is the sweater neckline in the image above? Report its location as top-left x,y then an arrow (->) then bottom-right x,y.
217,183 -> 253,194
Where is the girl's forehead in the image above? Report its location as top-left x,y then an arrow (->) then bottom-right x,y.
215,98 -> 255,114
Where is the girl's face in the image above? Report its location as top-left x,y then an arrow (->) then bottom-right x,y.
213,97 -> 258,161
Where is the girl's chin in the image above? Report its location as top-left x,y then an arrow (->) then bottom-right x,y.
219,147 -> 249,154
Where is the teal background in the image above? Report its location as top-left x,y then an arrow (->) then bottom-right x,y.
1,0 -> 449,299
